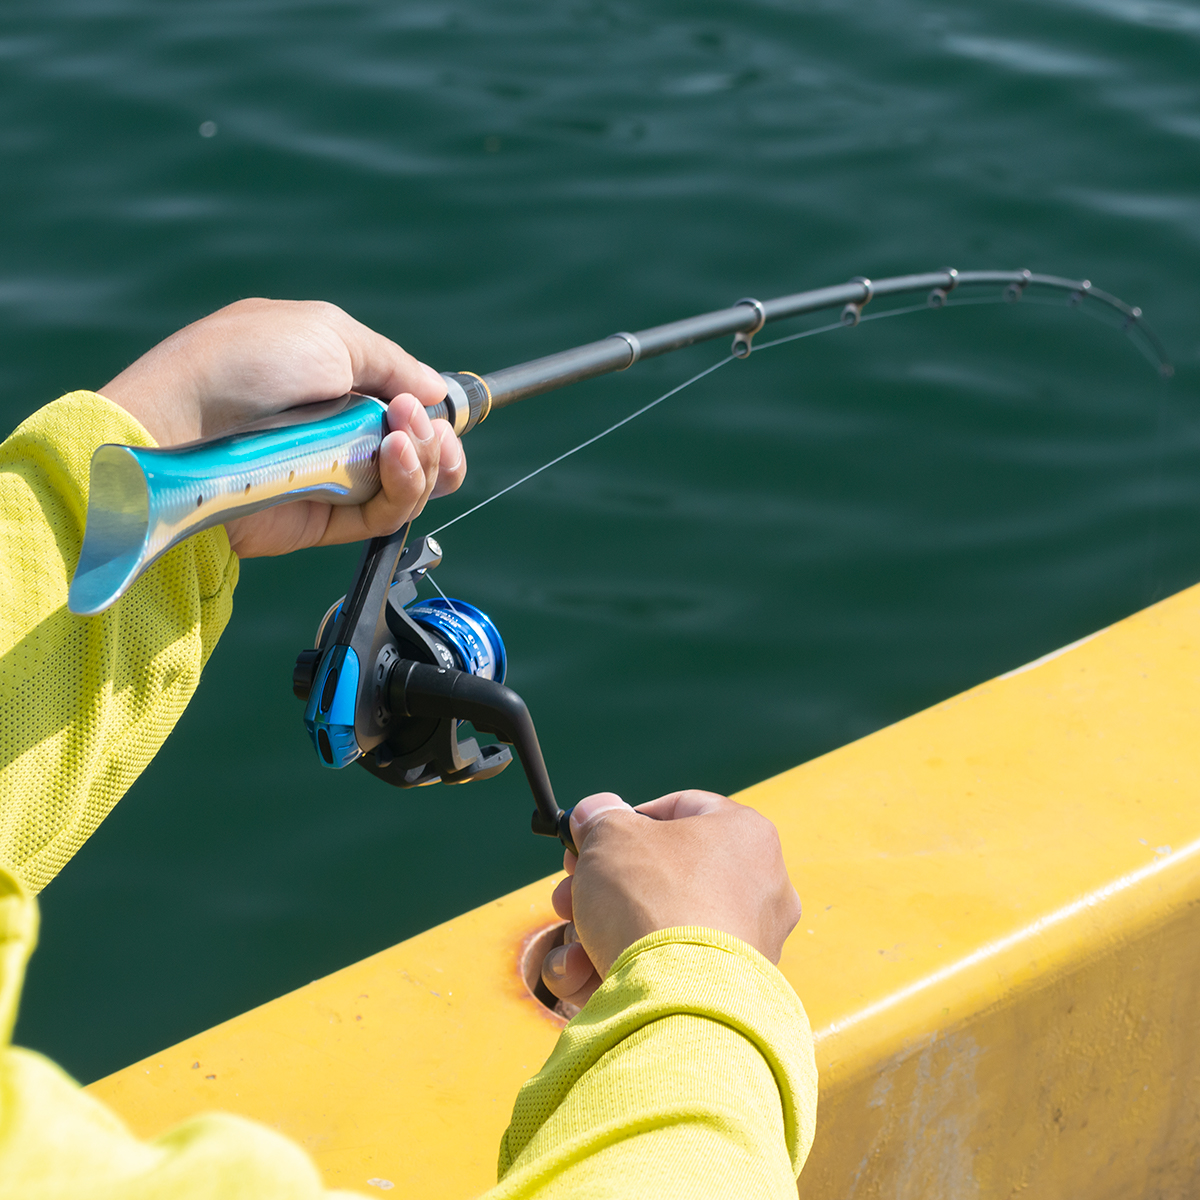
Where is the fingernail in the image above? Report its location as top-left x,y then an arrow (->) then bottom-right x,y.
545,946 -> 569,979
441,436 -> 463,472
409,400 -> 434,444
570,794 -> 631,847
395,432 -> 420,474
575,794 -> 630,825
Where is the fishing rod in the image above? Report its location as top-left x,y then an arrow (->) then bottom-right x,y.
67,268 -> 1171,851
422,269 -> 1170,432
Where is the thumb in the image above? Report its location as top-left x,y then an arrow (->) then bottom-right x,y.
570,792 -> 635,852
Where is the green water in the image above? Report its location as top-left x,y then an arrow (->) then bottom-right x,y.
3,0 -> 1198,1084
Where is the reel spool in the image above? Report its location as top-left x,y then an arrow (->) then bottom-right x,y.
291,528 -> 573,850
407,598 -> 508,684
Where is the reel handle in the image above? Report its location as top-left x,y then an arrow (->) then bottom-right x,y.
389,660 -> 575,852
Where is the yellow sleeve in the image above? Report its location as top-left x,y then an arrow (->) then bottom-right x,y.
0,865 -> 362,1199
0,391 -> 239,894
0,395 -> 365,1197
489,927 -> 819,1200
0,393 -> 817,1198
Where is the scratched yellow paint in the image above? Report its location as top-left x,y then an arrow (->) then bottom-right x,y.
88,582 -> 1200,1197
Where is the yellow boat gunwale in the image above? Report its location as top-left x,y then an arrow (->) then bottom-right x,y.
88,579 -> 1200,1197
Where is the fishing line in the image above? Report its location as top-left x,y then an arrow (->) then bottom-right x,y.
426,293 -> 1016,540
425,286 -> 1170,546
425,569 -> 465,617
426,354 -> 737,537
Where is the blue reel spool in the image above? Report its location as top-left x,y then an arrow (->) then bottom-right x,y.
406,598 -> 507,684
303,595 -> 507,770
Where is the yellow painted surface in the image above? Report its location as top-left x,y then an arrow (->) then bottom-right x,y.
88,581 -> 1200,1197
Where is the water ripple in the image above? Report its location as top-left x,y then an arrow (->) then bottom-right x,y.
943,34 -> 1115,77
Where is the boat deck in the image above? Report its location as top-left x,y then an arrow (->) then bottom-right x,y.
88,581 -> 1200,1197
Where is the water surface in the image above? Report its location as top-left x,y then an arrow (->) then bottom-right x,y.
2,0 -> 1198,1082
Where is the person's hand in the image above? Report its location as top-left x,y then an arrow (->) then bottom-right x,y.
99,298 -> 466,558
540,790 -> 801,1010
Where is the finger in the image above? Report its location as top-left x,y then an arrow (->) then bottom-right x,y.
357,400 -> 456,528
635,789 -> 736,822
562,847 -> 578,876
387,393 -> 441,485
319,424 -> 427,545
555,975 -> 602,1011
430,421 -> 466,499
551,875 -> 574,922
541,939 -> 598,1001
569,792 -> 635,851
324,390 -> 445,544
330,306 -> 448,406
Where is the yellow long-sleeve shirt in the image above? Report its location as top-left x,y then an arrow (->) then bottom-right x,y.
0,393 -> 817,1198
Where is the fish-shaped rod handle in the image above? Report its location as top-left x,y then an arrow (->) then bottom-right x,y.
68,373 -> 490,616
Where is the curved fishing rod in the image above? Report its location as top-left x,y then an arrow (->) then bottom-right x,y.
423,269 -> 1171,435
67,268 -> 1172,852
67,268 -> 1170,620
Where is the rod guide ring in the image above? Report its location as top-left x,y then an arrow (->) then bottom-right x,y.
1005,269 -> 1034,303
928,269 -> 959,308
731,297 -> 766,358
841,277 -> 874,326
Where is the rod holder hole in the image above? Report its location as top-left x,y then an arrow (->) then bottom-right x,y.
520,922 -> 581,1021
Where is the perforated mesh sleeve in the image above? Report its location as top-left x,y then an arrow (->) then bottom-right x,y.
0,391 -> 238,894
494,927 -> 818,1198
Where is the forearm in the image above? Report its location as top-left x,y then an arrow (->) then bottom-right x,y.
0,392 -> 238,893
489,928 -> 818,1200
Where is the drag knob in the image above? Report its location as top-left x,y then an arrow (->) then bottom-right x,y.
293,649 -> 323,701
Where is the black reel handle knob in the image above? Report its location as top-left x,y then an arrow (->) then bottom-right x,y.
555,805 -> 577,856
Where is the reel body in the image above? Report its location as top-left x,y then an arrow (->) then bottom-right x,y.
292,527 -> 573,849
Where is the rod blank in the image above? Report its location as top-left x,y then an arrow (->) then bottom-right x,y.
437,269 -> 1168,416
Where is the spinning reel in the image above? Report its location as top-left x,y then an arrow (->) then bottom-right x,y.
290,526 -> 575,850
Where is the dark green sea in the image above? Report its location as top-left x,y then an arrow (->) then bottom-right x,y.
3,0 -> 1198,1084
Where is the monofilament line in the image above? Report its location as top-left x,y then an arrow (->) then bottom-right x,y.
427,354 -> 736,537
424,293 -> 1029,539
425,570 -> 464,617
426,316 -> 855,538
